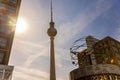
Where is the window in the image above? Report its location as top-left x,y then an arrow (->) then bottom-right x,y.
0,23 -> 12,35
0,37 -> 7,48
9,0 -> 17,4
0,52 -> 4,63
7,6 -> 16,14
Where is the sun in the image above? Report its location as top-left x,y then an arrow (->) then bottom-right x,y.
16,18 -> 27,33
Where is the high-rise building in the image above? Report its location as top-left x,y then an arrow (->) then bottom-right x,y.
0,0 -> 21,80
70,36 -> 120,80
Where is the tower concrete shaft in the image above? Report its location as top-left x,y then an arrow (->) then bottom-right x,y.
47,21 -> 57,80
50,37 -> 56,80
47,22 -> 57,80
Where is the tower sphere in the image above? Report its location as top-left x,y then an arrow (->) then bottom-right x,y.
47,22 -> 57,37
47,27 -> 57,37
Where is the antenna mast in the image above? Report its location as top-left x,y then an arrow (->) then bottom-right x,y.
51,0 -> 53,22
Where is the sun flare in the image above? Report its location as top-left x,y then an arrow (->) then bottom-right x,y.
16,18 -> 27,33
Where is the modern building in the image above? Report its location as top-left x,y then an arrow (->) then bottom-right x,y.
70,36 -> 120,80
0,0 -> 21,80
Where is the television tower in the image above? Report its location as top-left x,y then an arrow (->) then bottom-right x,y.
47,0 -> 57,80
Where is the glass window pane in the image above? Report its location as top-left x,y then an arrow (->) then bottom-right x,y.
0,52 -> 4,63
0,37 -> 7,48
0,25 -> 11,34
7,6 -> 16,14
9,0 -> 17,4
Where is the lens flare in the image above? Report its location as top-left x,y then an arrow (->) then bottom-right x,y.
16,18 -> 27,33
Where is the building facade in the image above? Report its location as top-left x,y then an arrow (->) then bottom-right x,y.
70,36 -> 120,80
0,0 -> 21,80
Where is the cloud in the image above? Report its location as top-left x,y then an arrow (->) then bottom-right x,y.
17,0 -> 50,43
114,24 -> 120,40
10,36 -> 74,80
10,38 -> 49,66
9,0 -> 116,80
56,0 -> 113,47
12,66 -> 49,80
112,11 -> 120,40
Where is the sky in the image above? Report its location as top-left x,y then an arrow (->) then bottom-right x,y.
8,0 -> 120,80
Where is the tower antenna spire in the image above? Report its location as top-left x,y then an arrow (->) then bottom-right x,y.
51,0 -> 53,22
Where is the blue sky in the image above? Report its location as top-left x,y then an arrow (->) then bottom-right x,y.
9,0 -> 120,80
